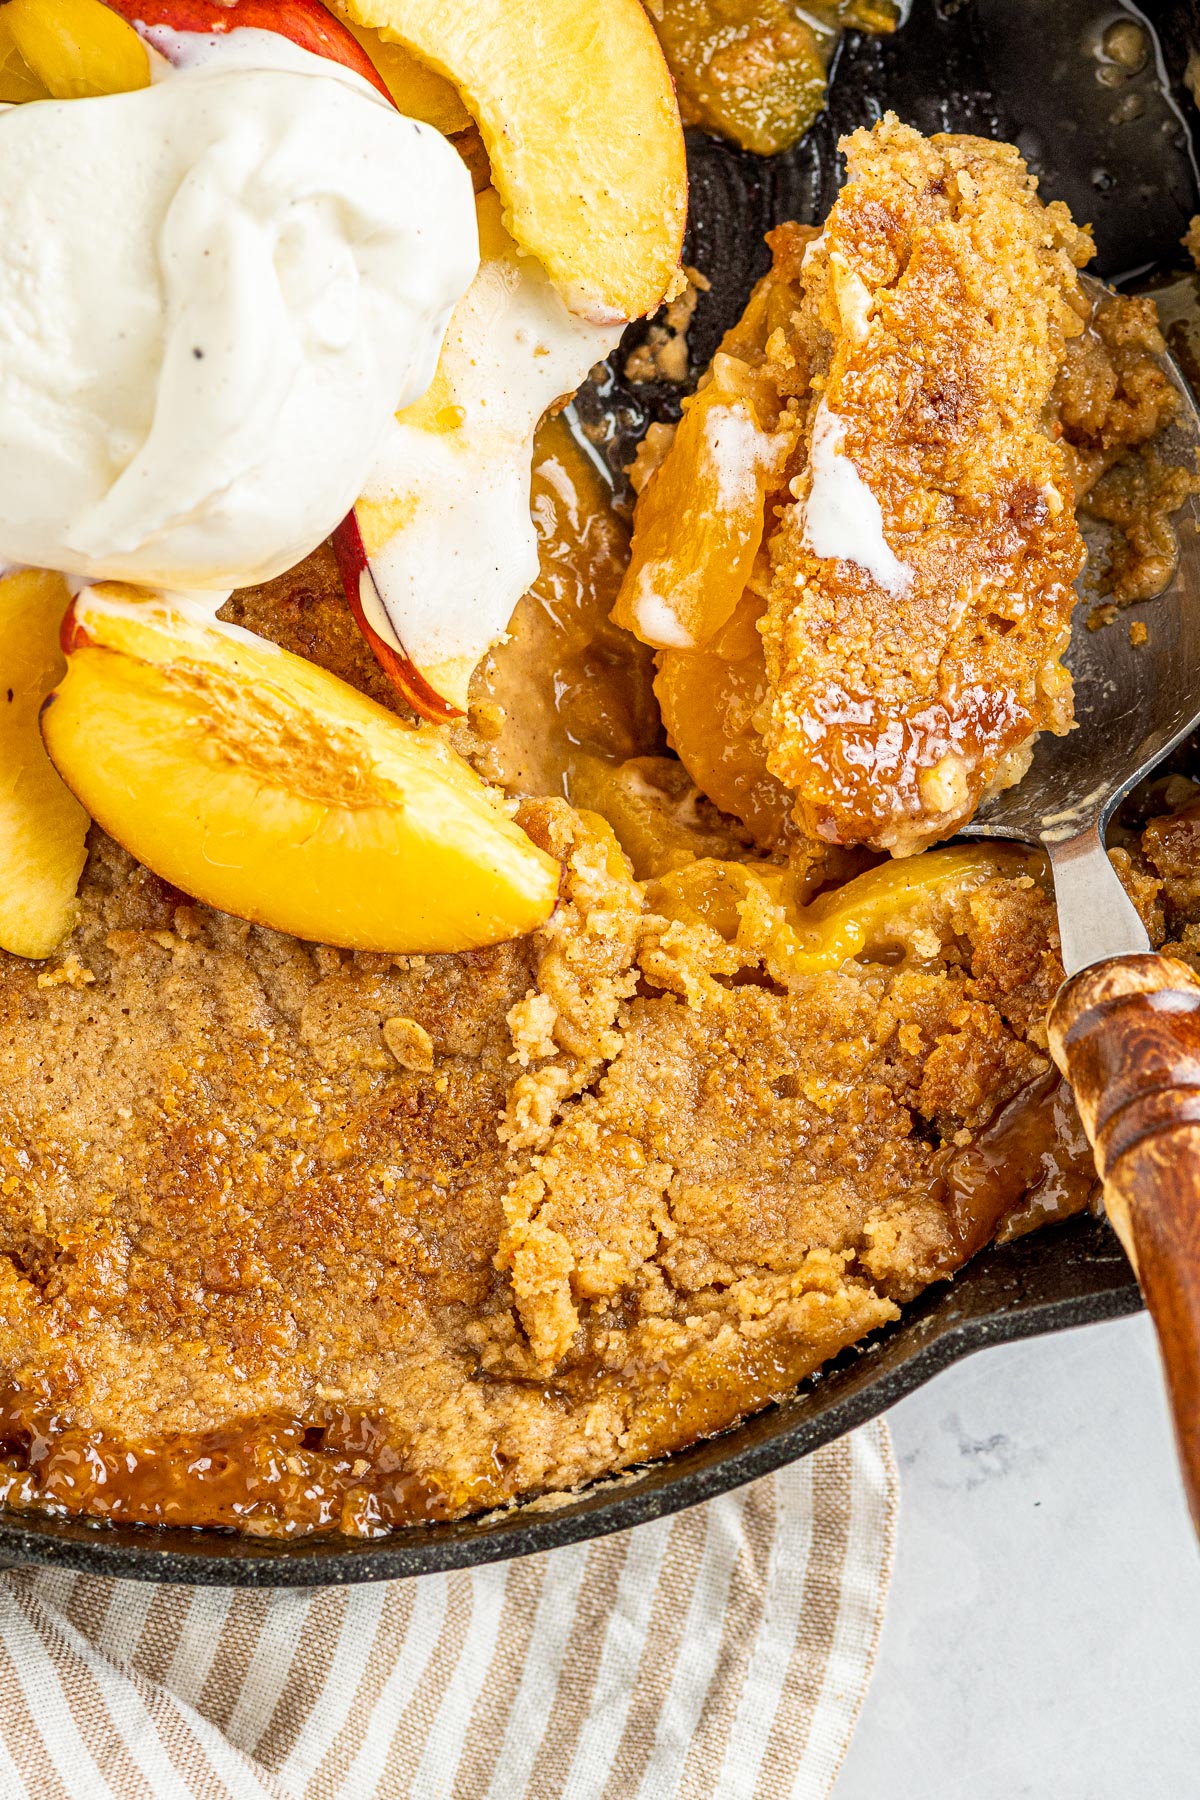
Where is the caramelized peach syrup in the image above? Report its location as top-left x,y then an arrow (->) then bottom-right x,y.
470,414 -> 661,797
934,1070 -> 1098,1262
0,1397 -> 450,1538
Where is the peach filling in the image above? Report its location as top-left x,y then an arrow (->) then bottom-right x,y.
41,590 -> 560,953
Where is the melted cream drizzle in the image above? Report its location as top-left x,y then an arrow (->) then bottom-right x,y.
802,406 -> 913,596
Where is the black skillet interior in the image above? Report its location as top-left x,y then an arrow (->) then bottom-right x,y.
2,0 -> 1196,1583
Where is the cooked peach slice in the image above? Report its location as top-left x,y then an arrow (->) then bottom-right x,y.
0,572 -> 90,959
654,594 -> 795,851
41,589 -> 560,953
649,844 -> 1032,983
330,0 -> 687,322
5,0 -> 148,97
651,0 -> 831,157
340,188 -> 620,716
612,362 -> 786,651
615,226 -> 814,655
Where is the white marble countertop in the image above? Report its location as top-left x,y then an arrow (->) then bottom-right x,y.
832,1310 -> 1200,1800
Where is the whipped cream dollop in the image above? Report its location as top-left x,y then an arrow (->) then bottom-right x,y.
0,49 -> 478,591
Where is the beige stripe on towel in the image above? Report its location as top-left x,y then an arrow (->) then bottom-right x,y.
0,1420 -> 896,1800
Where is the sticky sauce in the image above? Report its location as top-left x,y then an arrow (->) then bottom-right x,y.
932,1067 -> 1099,1265
470,414 -> 661,798
0,1396 -> 449,1539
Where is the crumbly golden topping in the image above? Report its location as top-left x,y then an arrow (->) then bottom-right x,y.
0,761 -> 1113,1534
762,117 -> 1092,855
626,151 -> 1187,867
1055,293 -> 1194,607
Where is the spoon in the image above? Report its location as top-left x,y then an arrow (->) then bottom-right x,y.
962,279 -> 1200,1528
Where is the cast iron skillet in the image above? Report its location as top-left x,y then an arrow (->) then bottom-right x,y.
1,0 -> 1196,1584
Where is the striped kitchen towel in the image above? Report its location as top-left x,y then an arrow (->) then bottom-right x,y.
0,1420 -> 896,1800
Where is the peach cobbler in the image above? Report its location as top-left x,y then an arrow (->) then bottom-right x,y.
0,1 -> 1195,1535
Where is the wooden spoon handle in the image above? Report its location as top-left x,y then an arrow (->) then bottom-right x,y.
1047,952 -> 1200,1529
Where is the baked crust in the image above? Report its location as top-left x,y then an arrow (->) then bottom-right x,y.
761,117 -> 1092,854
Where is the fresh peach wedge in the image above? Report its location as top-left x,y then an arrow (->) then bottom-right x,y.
330,0 -> 687,324
332,513 -> 460,723
3,0 -> 149,97
0,571 -> 90,959
7,0 -> 391,101
12,0 -> 464,144
13,0 -> 462,172
338,188 -> 621,718
110,0 -> 467,131
41,589 -> 560,952
0,12 -> 51,101
337,14 -> 469,131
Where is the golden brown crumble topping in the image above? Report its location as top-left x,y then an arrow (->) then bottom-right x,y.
762,119 -> 1091,855
0,789 -> 1116,1534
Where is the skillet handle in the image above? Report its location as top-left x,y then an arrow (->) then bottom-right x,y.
1048,952 -> 1200,1532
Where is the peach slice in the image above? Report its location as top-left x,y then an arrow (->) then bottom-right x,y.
4,0 -> 149,98
650,0 -> 831,157
41,589 -> 560,952
612,359 -> 786,652
329,0 -> 687,323
331,512 -> 461,723
98,0 -> 469,133
339,188 -> 621,717
0,14 -> 51,101
337,14 -> 470,132
0,572 -> 91,960
654,601 -> 796,851
649,843 -> 1032,984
